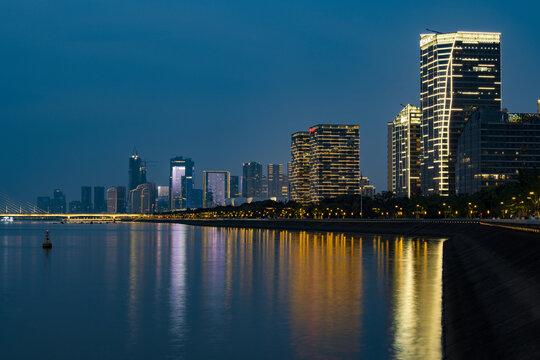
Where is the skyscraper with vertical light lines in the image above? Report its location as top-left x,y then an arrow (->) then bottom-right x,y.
420,31 -> 501,195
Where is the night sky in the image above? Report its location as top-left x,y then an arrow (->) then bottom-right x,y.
1,0 -> 539,202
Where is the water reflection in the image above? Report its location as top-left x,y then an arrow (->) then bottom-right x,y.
0,224 -> 443,359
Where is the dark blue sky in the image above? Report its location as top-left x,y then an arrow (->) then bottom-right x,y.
1,0 -> 539,202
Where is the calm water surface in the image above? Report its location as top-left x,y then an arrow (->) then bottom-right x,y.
0,222 -> 443,359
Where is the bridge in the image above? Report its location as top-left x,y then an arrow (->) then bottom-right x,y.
1,213 -> 143,222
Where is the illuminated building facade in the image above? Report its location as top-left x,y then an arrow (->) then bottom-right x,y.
169,156 -> 194,210
203,171 -> 230,208
456,108 -> 540,194
242,162 -> 263,198
106,186 -> 126,213
389,105 -> 422,197
156,186 -> 169,212
387,122 -> 393,191
308,124 -> 360,201
420,31 -> 501,195
129,183 -> 156,214
290,132 -> 310,203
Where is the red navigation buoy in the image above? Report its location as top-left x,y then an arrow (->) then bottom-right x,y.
42,230 -> 52,249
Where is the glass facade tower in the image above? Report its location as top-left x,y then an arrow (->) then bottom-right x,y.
420,31 -> 501,195
169,157 -> 194,210
203,171 -> 230,208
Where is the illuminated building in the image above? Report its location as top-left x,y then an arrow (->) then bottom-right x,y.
267,164 -> 284,197
94,186 -> 105,213
169,156 -> 194,210
389,105 -> 422,197
420,31 -> 501,195
290,132 -> 310,203
387,122 -> 393,191
308,124 -> 360,201
456,107 -> 540,194
106,186 -> 126,213
203,171 -> 230,208
81,186 -> 92,212
129,183 -> 156,214
537,99 -> 540,113
242,162 -> 263,198
52,189 -> 66,213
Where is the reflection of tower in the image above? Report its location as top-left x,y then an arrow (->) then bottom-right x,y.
390,238 -> 443,359
169,224 -> 187,346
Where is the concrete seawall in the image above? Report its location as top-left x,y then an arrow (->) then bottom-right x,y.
141,219 -> 540,359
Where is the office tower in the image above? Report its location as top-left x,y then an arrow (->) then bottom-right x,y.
156,186 -> 169,212
420,31 -> 501,195
242,162 -> 263,198
537,99 -> 540,113
107,186 -> 126,213
456,108 -> 540,194
267,164 -> 284,198
308,124 -> 360,201
387,122 -> 393,191
230,176 -> 240,198
52,189 -> 66,213
281,173 -> 289,198
36,197 -> 51,213
290,132 -> 310,203
129,183 -> 156,214
93,186 -> 105,213
191,189 -> 203,209
81,186 -> 92,212
69,201 -> 81,213
389,105 -> 422,197
128,149 -> 147,193
203,171 -> 230,208
169,156 -> 194,210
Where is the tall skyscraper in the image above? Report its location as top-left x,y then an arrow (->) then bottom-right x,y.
230,176 -> 240,198
94,186 -> 105,213
242,162 -> 263,198
128,149 -> 146,194
420,31 -> 501,195
81,186 -> 92,212
203,171 -> 230,208
389,105 -> 422,197
290,132 -> 310,203
106,186 -> 126,213
308,124 -> 360,202
52,189 -> 66,213
156,186 -> 169,212
169,157 -> 194,210
267,164 -> 284,198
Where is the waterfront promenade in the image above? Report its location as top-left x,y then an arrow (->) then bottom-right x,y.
142,218 -> 540,359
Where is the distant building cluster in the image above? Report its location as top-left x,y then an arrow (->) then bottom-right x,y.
388,31 -> 540,197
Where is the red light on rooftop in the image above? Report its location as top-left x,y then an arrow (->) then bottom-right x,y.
309,128 -> 315,134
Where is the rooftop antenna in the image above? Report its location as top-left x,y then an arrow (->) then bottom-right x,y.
426,28 -> 443,34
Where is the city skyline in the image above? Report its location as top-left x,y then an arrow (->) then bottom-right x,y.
1,1 -> 539,203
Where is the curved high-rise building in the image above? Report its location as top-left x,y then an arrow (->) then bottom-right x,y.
420,31 -> 501,195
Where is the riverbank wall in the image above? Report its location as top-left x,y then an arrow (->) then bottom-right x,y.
140,218 -> 540,359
